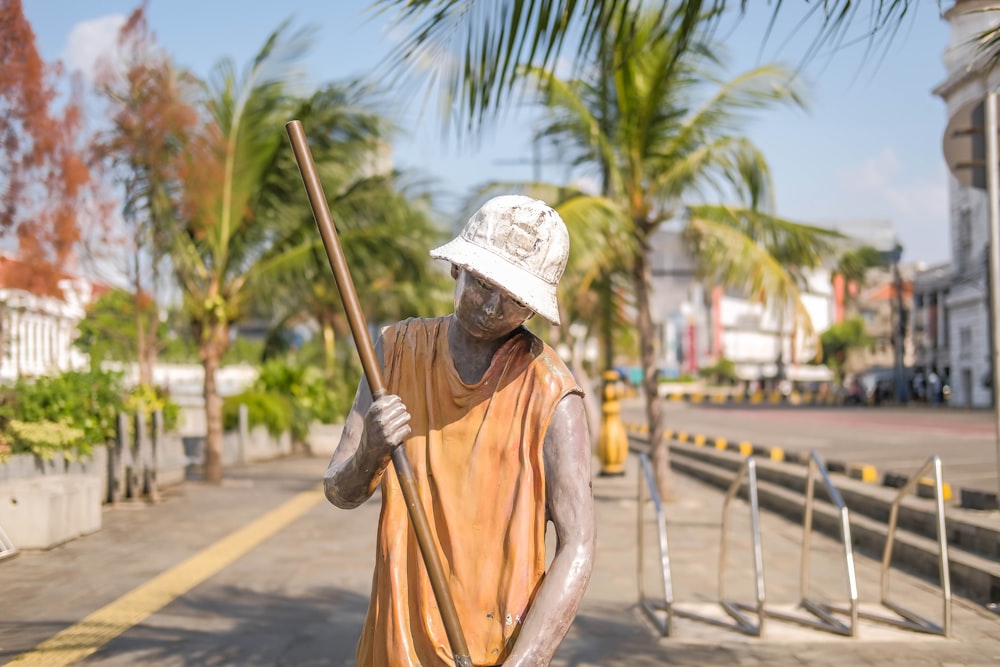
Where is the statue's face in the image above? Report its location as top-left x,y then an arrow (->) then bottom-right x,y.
452,267 -> 533,341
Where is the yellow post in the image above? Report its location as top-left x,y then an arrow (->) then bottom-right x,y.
598,369 -> 628,476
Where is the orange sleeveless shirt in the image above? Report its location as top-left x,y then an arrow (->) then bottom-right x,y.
356,316 -> 581,667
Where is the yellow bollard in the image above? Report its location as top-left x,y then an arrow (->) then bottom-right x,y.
597,370 -> 628,476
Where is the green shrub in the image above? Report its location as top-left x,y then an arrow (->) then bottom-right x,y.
222,390 -> 293,438
697,358 -> 737,385
124,383 -> 182,432
253,359 -> 357,439
6,419 -> 86,460
0,369 -> 125,460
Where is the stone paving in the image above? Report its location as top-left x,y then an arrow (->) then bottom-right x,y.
1,452 -> 999,666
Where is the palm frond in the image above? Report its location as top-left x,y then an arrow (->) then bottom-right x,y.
372,0 -> 914,136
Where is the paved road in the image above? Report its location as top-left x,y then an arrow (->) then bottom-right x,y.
621,399 -> 1000,496
2,454 -> 1000,666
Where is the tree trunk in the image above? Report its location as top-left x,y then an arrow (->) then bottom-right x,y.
633,234 -> 672,500
200,321 -> 228,484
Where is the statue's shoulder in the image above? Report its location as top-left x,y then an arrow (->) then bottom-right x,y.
382,316 -> 448,347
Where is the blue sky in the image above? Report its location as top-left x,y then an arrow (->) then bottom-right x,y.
23,1 -> 953,266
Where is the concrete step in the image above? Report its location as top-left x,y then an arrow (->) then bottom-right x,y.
661,438 -> 1000,565
632,436 -> 1000,606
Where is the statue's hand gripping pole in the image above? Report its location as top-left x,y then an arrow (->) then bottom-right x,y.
285,120 -> 473,667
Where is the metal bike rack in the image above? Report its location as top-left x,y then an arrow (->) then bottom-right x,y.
858,455 -> 952,637
0,522 -> 17,561
763,450 -> 860,636
637,453 -> 766,637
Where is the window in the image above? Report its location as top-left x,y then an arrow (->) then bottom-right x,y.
959,326 -> 972,359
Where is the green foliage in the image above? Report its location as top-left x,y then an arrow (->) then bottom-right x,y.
75,289 -> 200,365
820,317 -> 870,381
73,288 -> 139,365
222,335 -> 265,365
697,358 -> 737,385
221,356 -> 359,443
0,369 -> 126,460
124,384 -> 182,433
5,420 -> 85,461
658,374 -> 697,384
835,244 -> 890,287
222,390 -> 293,438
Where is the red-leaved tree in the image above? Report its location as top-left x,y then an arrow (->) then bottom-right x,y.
0,0 -> 93,291
90,3 -> 199,386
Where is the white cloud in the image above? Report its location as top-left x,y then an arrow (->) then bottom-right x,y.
62,15 -> 127,84
833,147 -> 950,264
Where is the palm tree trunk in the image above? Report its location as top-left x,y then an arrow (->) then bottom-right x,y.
200,321 -> 228,484
634,237 -> 672,500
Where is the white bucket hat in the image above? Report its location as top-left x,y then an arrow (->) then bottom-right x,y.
430,195 -> 569,326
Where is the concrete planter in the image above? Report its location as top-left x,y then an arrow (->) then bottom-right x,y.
306,422 -> 344,458
0,447 -> 106,550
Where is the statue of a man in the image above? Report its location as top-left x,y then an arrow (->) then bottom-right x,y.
324,194 -> 595,667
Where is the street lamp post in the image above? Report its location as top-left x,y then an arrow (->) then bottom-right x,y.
986,92 -> 1000,500
881,244 -> 907,405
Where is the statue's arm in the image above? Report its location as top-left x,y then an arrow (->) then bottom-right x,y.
503,392 -> 595,666
323,336 -> 411,509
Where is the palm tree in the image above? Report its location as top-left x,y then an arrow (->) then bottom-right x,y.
169,22 -> 318,483
370,0 -> 916,136
253,167 -> 451,382
528,7 -> 840,497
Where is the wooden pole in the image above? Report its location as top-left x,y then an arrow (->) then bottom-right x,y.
285,120 -> 473,667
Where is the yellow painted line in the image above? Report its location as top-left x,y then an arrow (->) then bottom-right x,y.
8,487 -> 325,667
676,432 -> 689,442
738,441 -> 753,456
693,434 -> 707,446
714,438 -> 728,450
769,447 -> 785,462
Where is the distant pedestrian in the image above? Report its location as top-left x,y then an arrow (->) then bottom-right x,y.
913,371 -> 925,402
928,370 -> 941,405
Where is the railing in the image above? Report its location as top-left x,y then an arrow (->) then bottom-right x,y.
636,453 -> 673,635
637,453 -> 766,637
637,440 -> 954,640
718,457 -> 767,636
764,450 -> 859,636
859,455 -> 952,637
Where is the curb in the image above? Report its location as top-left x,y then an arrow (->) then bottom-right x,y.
658,390 -> 845,407
624,422 -> 982,511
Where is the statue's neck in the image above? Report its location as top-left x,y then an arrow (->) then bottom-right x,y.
447,317 -> 514,385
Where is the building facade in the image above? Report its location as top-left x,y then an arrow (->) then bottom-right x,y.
0,256 -> 99,383
933,0 -> 1000,407
648,227 -> 837,387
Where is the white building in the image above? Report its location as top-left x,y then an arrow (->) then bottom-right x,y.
0,255 -> 100,383
933,0 -> 1000,407
649,227 -> 835,385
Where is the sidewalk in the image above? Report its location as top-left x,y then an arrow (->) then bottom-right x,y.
574,455 -> 1000,666
1,452 -> 998,666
